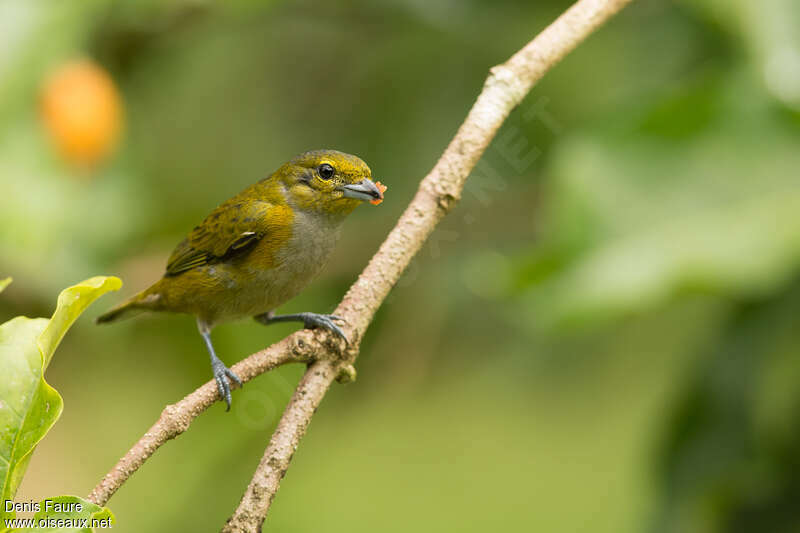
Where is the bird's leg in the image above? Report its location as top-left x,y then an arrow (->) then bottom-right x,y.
196,318 -> 242,411
254,310 -> 348,343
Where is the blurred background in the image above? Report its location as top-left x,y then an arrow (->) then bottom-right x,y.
2,0 -> 799,531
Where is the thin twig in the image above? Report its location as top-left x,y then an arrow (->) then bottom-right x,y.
218,359 -> 338,528
87,337 -> 312,506
221,0 -> 636,531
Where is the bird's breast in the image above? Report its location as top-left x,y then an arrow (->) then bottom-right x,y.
236,211 -> 341,315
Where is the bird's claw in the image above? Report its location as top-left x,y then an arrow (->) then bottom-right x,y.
226,366 -> 243,387
301,312 -> 349,344
212,360 -> 242,411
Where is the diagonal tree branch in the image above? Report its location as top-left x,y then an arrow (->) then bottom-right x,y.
87,0 -> 634,525
221,0 -> 636,531
87,337 -> 311,506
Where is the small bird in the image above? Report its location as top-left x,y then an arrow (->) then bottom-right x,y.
97,150 -> 385,409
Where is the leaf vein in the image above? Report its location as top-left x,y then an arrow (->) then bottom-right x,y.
0,392 -> 25,421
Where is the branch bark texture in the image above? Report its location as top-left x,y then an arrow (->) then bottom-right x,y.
87,339 -> 308,506
87,0 -> 635,529
223,0 -> 634,530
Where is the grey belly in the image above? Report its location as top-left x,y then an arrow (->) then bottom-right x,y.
215,223 -> 339,323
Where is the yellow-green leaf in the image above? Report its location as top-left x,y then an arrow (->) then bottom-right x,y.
38,276 -> 122,369
0,277 -> 120,521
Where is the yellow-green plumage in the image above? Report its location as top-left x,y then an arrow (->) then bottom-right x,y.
97,150 -> 383,408
99,150 -> 379,326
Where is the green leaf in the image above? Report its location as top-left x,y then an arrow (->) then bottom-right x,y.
0,279 -> 10,294
0,277 -> 120,520
4,495 -> 114,532
37,276 -> 122,370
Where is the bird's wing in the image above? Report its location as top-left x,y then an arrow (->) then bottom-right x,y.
165,200 -> 282,276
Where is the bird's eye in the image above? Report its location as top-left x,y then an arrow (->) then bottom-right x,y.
318,163 -> 335,180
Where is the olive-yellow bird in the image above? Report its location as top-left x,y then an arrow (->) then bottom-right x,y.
97,150 -> 384,409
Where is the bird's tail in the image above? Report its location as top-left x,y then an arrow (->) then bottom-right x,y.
96,287 -> 161,324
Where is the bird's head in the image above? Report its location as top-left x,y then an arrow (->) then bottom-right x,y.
273,149 -> 384,218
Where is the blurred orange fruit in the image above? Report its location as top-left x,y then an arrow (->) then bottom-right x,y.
40,59 -> 123,168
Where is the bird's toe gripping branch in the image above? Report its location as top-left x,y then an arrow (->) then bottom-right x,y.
256,311 -> 349,344
212,359 -> 242,411
301,313 -> 349,343
254,311 -> 354,384
198,318 -> 242,410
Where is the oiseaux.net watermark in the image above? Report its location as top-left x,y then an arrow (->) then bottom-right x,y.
3,499 -> 113,529
389,94 -> 562,296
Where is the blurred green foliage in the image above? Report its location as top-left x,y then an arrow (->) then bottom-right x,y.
1,1 -> 799,532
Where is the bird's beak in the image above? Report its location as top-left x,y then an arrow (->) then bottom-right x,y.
340,178 -> 384,202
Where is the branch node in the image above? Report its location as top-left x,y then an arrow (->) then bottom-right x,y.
436,191 -> 460,213
335,364 -> 357,384
487,64 -> 528,107
291,335 -> 308,356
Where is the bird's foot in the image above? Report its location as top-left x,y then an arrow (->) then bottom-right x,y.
301,312 -> 348,343
212,359 -> 242,411
255,311 -> 348,343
